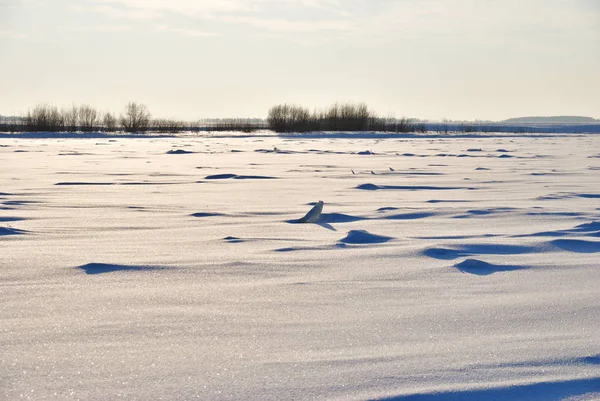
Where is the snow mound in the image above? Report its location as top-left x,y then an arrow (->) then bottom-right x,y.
0,227 -> 27,236
385,212 -> 435,220
454,259 -> 528,275
515,221 -> 600,238
550,239 -> 600,253
205,173 -> 238,179
339,230 -> 393,244
223,236 -> 244,243
357,183 -> 467,191
190,212 -> 226,218
287,203 -> 367,226
318,213 -> 366,224
166,149 -> 194,154
573,222 -> 600,232
385,377 -> 600,400
205,173 -> 276,180
77,263 -> 165,275
356,183 -> 380,190
424,244 -> 538,260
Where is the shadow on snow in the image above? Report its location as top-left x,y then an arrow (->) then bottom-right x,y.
77,263 -> 167,275
376,377 -> 600,401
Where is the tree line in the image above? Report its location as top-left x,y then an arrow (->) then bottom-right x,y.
1,102 -> 266,134
1,102 -> 187,133
0,101 -> 426,133
267,102 -> 425,133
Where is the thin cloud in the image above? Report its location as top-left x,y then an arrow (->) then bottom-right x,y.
80,0 -> 600,41
85,0 -> 351,19
70,24 -> 133,32
86,0 -> 257,17
158,25 -> 220,37
0,29 -> 27,39
219,15 -> 357,33
84,4 -> 162,20
0,0 -> 31,6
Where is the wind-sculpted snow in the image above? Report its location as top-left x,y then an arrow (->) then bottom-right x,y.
204,173 -> 277,180
357,183 -> 472,191
0,226 -> 27,236
380,377 -> 600,401
166,149 -> 195,154
0,216 -> 27,222
55,180 -> 192,186
190,212 -> 227,218
1,134 -> 599,400
385,212 -> 436,220
454,258 -> 528,275
423,243 -> 541,260
550,239 -> 600,253
538,192 -> 600,200
77,263 -> 168,274
513,221 -> 600,238
339,229 -> 394,244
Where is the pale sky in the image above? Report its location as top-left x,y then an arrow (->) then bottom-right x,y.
1,0 -> 599,121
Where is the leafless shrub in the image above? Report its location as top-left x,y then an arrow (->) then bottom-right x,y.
267,102 -> 424,133
321,102 -> 371,131
267,104 -> 312,132
103,112 -> 118,132
153,119 -> 187,134
62,105 -> 80,131
120,102 -> 151,133
79,105 -> 99,132
369,117 -> 426,133
26,104 -> 64,132
198,118 -> 263,132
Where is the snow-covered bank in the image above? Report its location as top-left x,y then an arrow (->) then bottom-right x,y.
1,134 -> 599,400
2,130 -> 600,140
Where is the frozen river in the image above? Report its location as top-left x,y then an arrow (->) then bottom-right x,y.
1,133 -> 599,400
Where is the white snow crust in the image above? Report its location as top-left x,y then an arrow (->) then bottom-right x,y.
1,133 -> 599,400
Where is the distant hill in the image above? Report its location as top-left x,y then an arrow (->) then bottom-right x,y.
502,116 -> 599,124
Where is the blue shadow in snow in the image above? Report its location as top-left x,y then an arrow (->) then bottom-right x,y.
191,212 -> 226,218
0,217 -> 27,222
339,230 -> 394,244
318,213 -> 367,224
375,377 -> 600,401
205,173 -> 276,180
0,227 -> 27,236
78,263 -> 166,275
454,259 -> 528,276
424,244 -> 537,260
581,355 -> 600,365
550,239 -> 600,253
385,212 -> 435,220
286,213 -> 368,231
513,221 -> 600,239
357,183 -> 471,191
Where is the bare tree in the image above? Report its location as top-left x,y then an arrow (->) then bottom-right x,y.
204,118 -> 265,132
62,105 -> 80,132
78,105 -> 98,132
267,102 -> 426,133
153,119 -> 187,134
103,111 -> 118,132
26,104 -> 63,132
267,104 -> 311,132
120,102 -> 151,133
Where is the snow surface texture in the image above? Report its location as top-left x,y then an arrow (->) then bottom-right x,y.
1,134 -> 599,400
